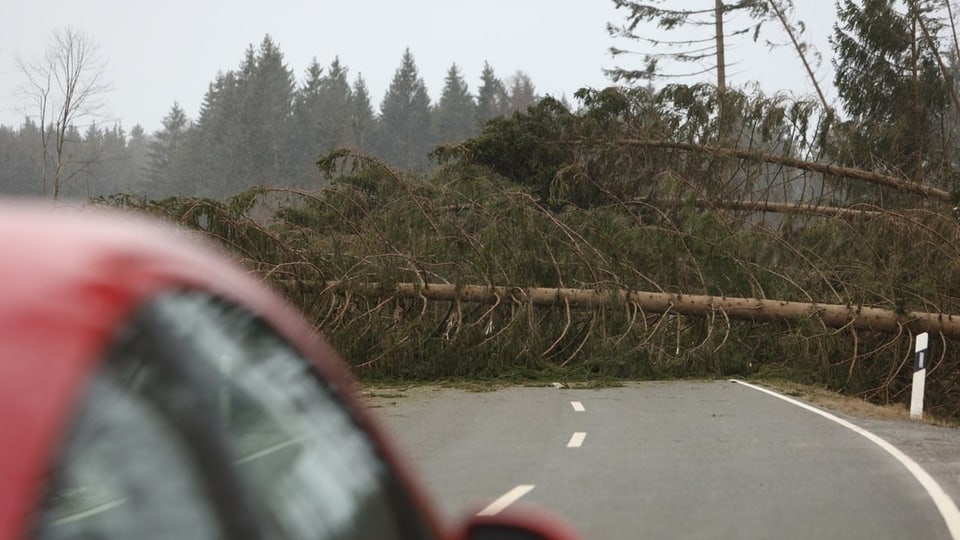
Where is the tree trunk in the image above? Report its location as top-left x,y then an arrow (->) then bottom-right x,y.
629,197 -> 884,220
715,0 -> 726,137
593,139 -> 952,201
768,0 -> 829,111
312,281 -> 960,340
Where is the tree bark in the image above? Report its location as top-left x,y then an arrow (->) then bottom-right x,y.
715,0 -> 727,135
311,281 -> 960,340
628,197 -> 884,220
591,139 -> 953,201
768,0 -> 829,111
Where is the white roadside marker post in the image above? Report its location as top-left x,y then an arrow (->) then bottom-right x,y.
910,332 -> 929,420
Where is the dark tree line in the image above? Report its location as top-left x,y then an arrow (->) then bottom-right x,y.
0,36 -> 543,199
8,2 -> 956,206
0,118 -> 150,199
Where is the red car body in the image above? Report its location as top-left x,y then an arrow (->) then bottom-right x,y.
0,202 -> 577,540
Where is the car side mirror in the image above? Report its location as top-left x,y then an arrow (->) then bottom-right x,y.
456,509 -> 580,540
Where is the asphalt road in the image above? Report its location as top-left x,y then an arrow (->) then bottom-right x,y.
370,380 -> 960,539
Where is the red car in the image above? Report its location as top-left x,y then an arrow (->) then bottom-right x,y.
0,202 -> 578,540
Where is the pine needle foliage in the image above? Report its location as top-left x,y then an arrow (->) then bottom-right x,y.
93,81 -> 960,419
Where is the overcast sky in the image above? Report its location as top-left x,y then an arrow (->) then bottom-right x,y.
0,1 -> 837,134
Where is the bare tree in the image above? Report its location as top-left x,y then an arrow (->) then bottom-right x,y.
16,28 -> 110,201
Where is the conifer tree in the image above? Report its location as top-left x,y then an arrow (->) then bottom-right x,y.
93,123 -> 132,196
376,48 -> 432,169
292,58 -> 325,184
294,58 -> 324,142
316,57 -> 353,151
146,102 -> 189,191
434,63 -> 477,143
293,57 -> 356,184
189,35 -> 297,195
831,0 -> 950,183
477,62 -> 508,125
506,71 -> 538,112
125,125 -> 151,196
347,74 -> 376,152
237,35 -> 296,186
192,72 -> 243,196
0,121 -> 42,195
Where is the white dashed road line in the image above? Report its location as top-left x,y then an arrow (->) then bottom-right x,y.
479,397 -> 588,518
567,431 -> 587,448
477,484 -> 536,516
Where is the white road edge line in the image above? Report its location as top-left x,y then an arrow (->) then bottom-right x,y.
477,484 -> 536,516
731,379 -> 960,540
571,401 -> 586,412
567,431 -> 587,448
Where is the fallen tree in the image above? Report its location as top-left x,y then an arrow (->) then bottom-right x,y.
313,281 -> 960,340
100,162 -> 960,415
628,198 -> 885,220
575,139 -> 955,202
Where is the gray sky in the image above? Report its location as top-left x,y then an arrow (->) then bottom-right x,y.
0,1 -> 837,134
